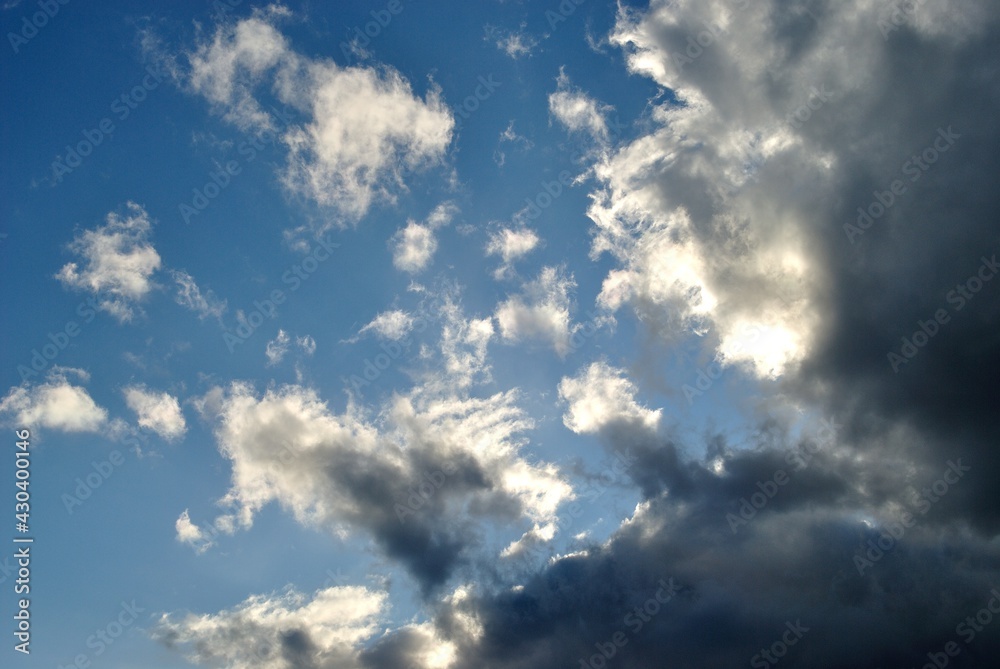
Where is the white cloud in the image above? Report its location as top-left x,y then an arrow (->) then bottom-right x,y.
391,203 -> 458,274
184,13 -> 454,221
152,585 -> 386,669
185,378 -> 572,585
486,227 -> 541,279
175,510 -> 212,553
495,266 -> 578,356
54,202 -> 161,322
391,222 -> 437,274
123,385 -> 186,441
297,334 -> 316,356
486,23 -> 538,59
357,310 -> 415,341
265,330 -> 291,366
548,69 -> 612,143
1,370 -> 108,433
558,361 -> 661,435
170,270 -> 227,321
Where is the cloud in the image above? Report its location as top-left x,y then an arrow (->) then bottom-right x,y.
54,202 -> 161,322
485,23 -> 538,59
152,585 -> 387,669
495,266 -> 578,356
486,227 -> 541,279
357,310 -> 416,341
186,379 -> 572,590
181,11 -> 454,221
265,330 -> 291,366
175,509 -> 212,553
548,69 -> 613,143
391,203 -> 458,274
558,361 -> 661,436
170,270 -> 227,321
0,369 -> 108,433
123,385 -> 186,441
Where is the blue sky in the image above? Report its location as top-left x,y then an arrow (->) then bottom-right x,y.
3,1 -> 1000,668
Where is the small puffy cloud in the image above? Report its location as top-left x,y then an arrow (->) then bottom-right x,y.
391,203 -> 458,274
495,266 -> 577,356
266,330 -> 316,365
0,369 -> 108,433
391,222 -> 437,274
183,12 -> 454,221
123,385 -> 186,441
357,310 -> 415,341
485,23 -> 538,59
558,361 -> 661,435
170,270 -> 227,321
152,585 -> 387,669
265,330 -> 291,366
548,69 -> 612,143
175,510 -> 212,553
54,202 -> 162,322
486,227 -> 541,279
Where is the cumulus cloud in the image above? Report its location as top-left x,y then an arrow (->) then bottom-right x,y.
186,379 -> 572,590
182,10 -> 454,221
152,585 -> 387,669
54,202 -> 161,322
485,23 -> 538,59
558,361 -> 661,436
391,203 -> 458,274
123,385 -> 186,441
485,227 -> 540,279
0,369 -> 108,433
548,68 -> 613,143
495,266 -> 578,356
357,310 -> 415,341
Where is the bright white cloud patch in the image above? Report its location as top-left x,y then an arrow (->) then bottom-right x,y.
123,385 -> 186,440
558,361 -> 661,435
265,330 -> 291,366
184,12 -> 454,220
486,227 -> 540,279
358,310 -> 415,341
391,203 -> 458,274
548,69 -> 612,142
1,370 -> 108,433
54,202 -> 161,322
495,266 -> 577,356
152,585 -> 386,669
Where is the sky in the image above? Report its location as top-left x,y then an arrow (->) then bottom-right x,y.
1,0 -> 1000,667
